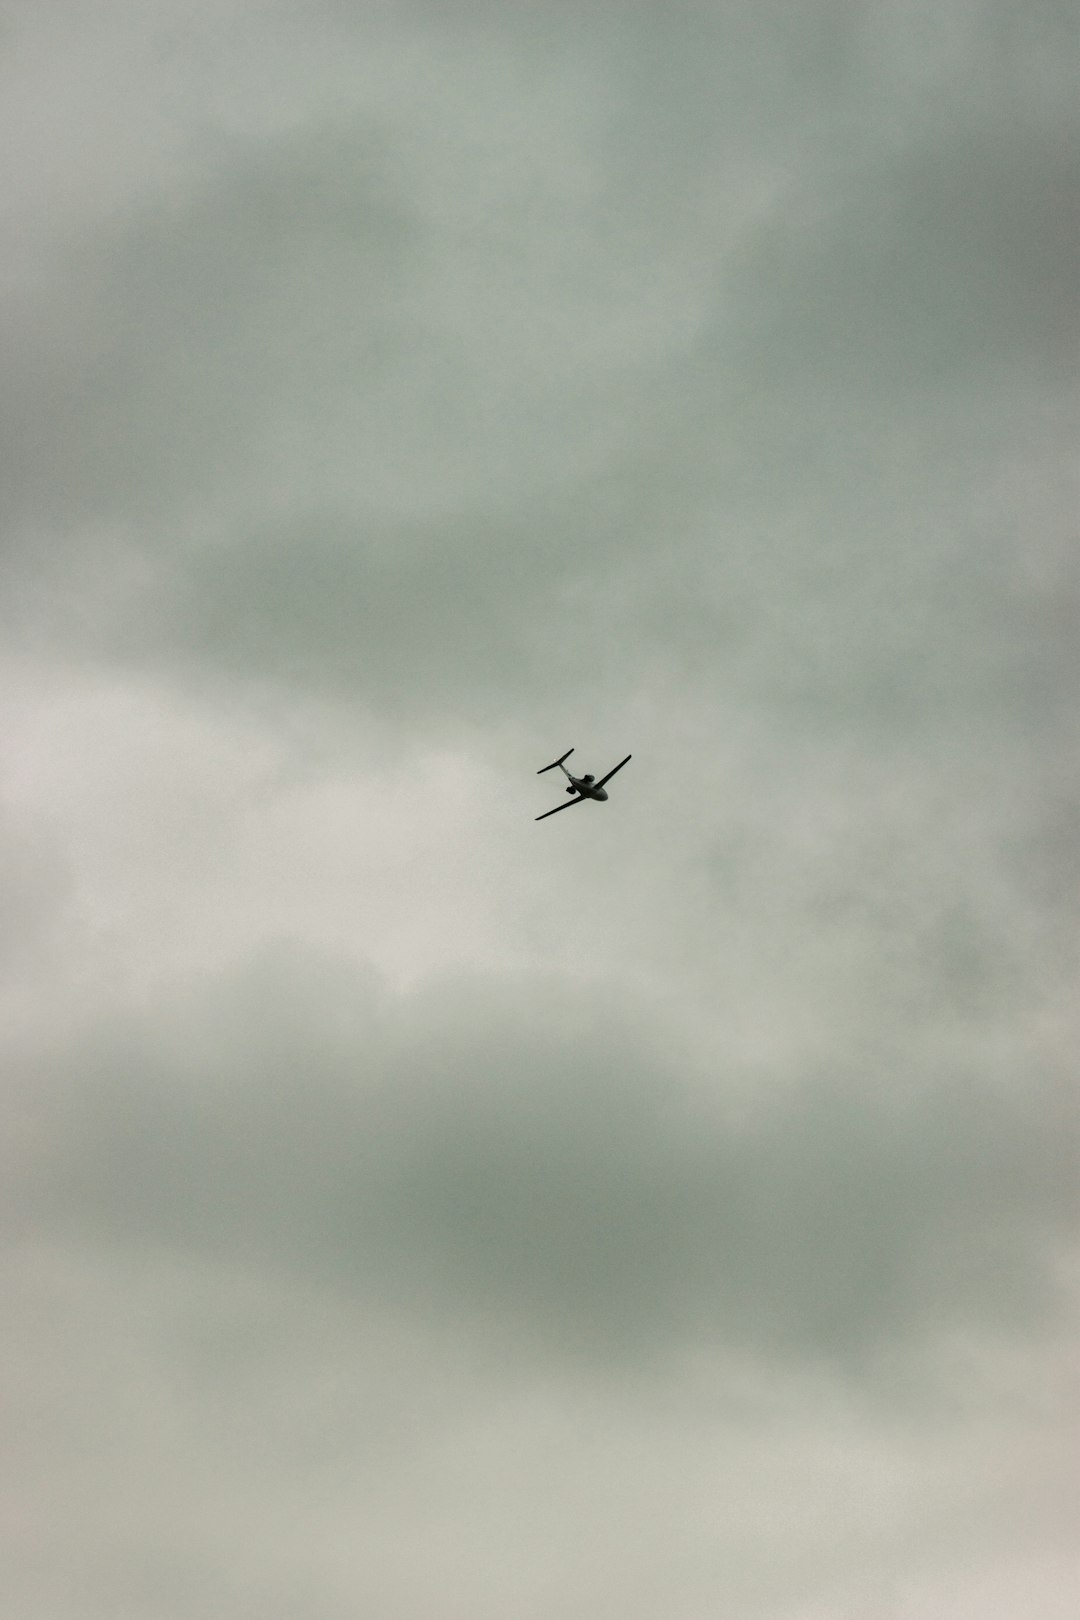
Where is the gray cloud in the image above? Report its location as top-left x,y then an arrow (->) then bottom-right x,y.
3,2 -> 1078,1614
1,124 -> 414,534
5,11 -> 1073,747
20,949 -> 1073,1373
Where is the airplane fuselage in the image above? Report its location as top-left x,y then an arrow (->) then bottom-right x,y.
568,776 -> 608,801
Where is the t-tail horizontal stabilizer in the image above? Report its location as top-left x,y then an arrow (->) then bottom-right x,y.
537,749 -> 574,774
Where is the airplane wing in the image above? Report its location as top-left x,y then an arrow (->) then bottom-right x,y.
594,754 -> 631,789
535,795 -> 588,821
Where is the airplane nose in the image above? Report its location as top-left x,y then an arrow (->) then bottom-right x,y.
595,788 -> 608,800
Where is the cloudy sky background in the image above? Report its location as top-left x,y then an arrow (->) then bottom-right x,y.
2,3 -> 1077,1615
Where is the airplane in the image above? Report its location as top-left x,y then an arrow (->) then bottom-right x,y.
535,748 -> 632,820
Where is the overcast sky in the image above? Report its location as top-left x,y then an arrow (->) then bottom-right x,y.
2,3 -> 1078,1616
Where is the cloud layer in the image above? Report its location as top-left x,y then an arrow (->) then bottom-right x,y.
2,3 -> 1077,1615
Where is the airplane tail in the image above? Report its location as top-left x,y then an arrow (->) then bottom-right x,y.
537,748 -> 574,774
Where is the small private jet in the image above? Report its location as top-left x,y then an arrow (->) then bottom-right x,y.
535,748 -> 632,820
